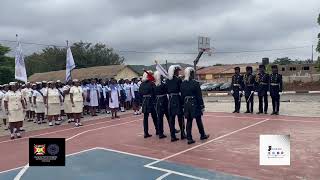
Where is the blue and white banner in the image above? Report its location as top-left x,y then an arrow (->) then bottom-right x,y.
155,63 -> 168,79
15,38 -> 27,83
65,46 -> 76,82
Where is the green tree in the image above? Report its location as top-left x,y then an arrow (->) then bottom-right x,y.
273,57 -> 293,65
25,41 -> 125,76
317,13 -> 320,71
0,44 -> 15,84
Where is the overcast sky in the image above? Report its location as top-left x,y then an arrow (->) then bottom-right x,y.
0,0 -> 319,66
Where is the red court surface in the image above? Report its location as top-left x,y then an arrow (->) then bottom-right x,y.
0,112 -> 319,180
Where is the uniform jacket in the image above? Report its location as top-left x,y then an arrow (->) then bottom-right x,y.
255,72 -> 270,96
166,76 -> 183,116
243,73 -> 256,97
180,79 -> 204,118
139,80 -> 155,113
269,73 -> 283,97
231,74 -> 244,98
154,83 -> 168,115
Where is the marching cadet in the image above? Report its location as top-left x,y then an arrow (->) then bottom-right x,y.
139,71 -> 158,138
270,65 -> 283,115
243,66 -> 256,113
231,67 -> 244,113
166,65 -> 186,142
181,67 -> 209,144
33,82 -> 46,124
4,82 -> 26,139
255,65 -> 270,114
153,71 -> 170,139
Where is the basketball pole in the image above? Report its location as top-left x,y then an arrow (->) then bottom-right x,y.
194,50 -> 204,80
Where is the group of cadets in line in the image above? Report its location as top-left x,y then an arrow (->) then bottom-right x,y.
231,64 -> 283,115
139,65 -> 209,145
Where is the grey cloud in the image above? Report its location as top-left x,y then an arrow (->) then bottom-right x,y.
0,0 -> 319,66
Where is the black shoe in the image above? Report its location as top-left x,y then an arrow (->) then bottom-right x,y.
188,140 -> 196,144
264,112 -> 268,114
175,129 -> 180,133
256,112 -> 263,114
159,134 -> 167,139
271,112 -> 275,115
244,111 -> 250,113
232,110 -> 237,113
275,112 -> 279,115
200,134 -> 210,140
181,133 -> 186,140
171,137 -> 179,142
236,111 -> 240,113
144,134 -> 152,138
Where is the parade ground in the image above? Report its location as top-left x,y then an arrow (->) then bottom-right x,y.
0,111 -> 319,180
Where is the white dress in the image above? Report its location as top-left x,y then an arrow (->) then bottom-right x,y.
89,84 -> 99,107
109,86 -> 119,109
63,85 -> 72,114
124,83 -> 132,102
46,88 -> 61,116
70,86 -> 84,113
0,91 -> 7,119
33,90 -> 45,114
82,85 -> 89,106
4,91 -> 24,123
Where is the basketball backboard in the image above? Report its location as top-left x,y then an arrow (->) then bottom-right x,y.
198,36 -> 210,52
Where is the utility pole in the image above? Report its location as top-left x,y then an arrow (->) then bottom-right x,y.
311,45 -> 314,62
165,60 -> 168,71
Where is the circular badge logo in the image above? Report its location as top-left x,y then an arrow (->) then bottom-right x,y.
47,144 -> 59,156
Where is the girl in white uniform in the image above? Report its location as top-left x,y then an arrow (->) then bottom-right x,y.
87,79 -> 99,116
124,79 -> 132,110
0,85 -> 9,130
131,78 -> 141,115
4,82 -> 26,139
70,79 -> 84,127
45,81 -> 62,126
109,79 -> 120,119
33,82 -> 46,124
63,81 -> 73,123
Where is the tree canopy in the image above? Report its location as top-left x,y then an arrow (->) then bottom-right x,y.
317,13 -> 320,71
0,44 -> 15,84
25,41 -> 125,76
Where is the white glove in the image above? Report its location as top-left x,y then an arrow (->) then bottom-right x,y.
251,91 -> 254,94
279,92 -> 283,95
267,92 -> 270,96
240,91 -> 243,94
231,90 -> 234,94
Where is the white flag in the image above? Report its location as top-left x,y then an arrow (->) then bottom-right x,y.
66,46 -> 76,82
15,40 -> 27,83
155,63 -> 168,79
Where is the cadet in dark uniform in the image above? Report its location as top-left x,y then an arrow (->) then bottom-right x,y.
153,71 -> 170,139
139,71 -> 158,138
166,65 -> 186,142
231,67 -> 244,113
255,65 -> 270,114
243,66 -> 256,113
270,65 -> 283,115
181,67 -> 209,145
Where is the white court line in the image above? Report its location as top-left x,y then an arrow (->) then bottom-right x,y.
204,115 -> 320,123
0,115 -> 138,144
145,119 -> 270,167
13,118 -> 142,180
155,172 -> 172,180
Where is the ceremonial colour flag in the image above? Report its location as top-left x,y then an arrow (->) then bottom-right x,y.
14,35 -> 27,83
65,45 -> 76,82
155,63 -> 169,79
